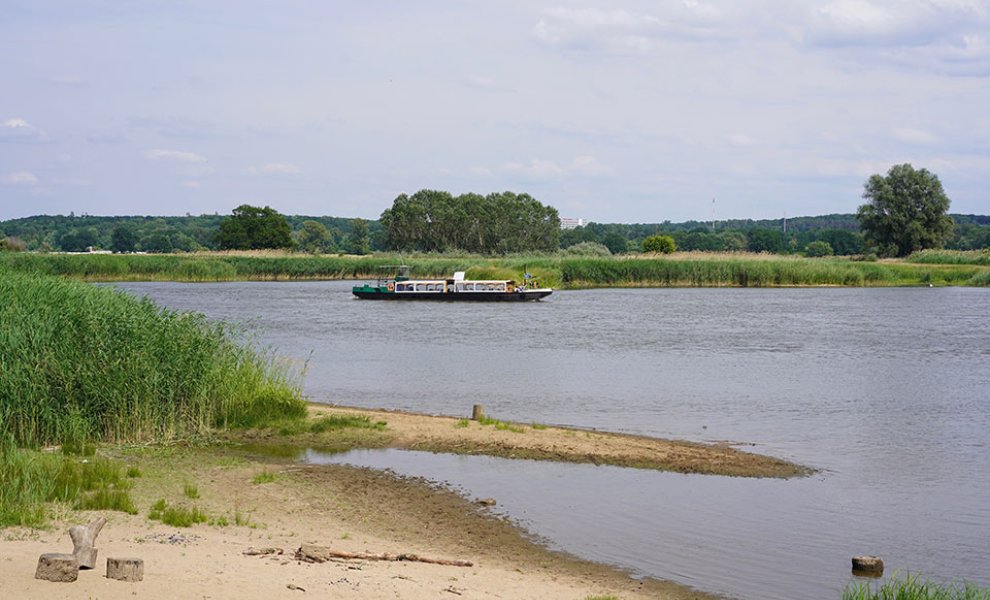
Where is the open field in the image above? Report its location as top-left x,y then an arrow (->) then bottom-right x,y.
3,250 -> 988,287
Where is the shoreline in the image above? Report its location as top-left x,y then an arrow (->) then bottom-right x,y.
0,405 -> 807,599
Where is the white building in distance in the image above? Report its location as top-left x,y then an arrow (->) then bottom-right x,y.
559,217 -> 586,230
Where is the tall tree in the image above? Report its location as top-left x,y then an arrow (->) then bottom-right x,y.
296,220 -> 332,254
110,225 -> 138,253
345,218 -> 370,255
856,164 -> 953,257
215,204 -> 293,250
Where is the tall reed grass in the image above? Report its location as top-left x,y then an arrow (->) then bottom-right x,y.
1,251 -> 982,287
907,249 -> 990,266
0,269 -> 305,447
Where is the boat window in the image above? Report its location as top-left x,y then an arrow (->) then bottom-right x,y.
416,284 -> 426,291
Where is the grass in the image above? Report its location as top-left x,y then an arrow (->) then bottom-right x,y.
0,435 -> 138,526
477,415 -> 526,434
2,250 -> 986,287
0,268 -> 307,527
907,249 -> 990,266
252,471 -> 277,484
0,268 -> 306,447
273,413 -> 388,436
147,498 -> 208,527
183,483 -> 200,499
844,574 -> 990,600
455,419 -> 470,428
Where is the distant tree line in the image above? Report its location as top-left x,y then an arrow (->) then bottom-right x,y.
379,190 -> 560,254
2,198 -> 987,257
0,211 -> 381,254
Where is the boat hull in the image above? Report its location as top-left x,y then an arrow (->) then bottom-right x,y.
352,289 -> 551,301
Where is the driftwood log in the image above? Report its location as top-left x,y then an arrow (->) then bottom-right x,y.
295,544 -> 473,567
69,516 -> 107,569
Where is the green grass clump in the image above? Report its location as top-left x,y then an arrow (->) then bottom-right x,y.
0,434 -> 137,526
477,415 -> 525,433
148,498 -> 208,527
183,483 -> 200,499
308,414 -> 386,433
844,573 -> 990,600
531,423 -> 548,430
252,471 -> 277,484
454,419 -> 470,428
0,269 -> 306,447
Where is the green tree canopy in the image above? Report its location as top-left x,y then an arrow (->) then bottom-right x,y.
215,204 -> 293,250
110,225 -> 138,253
344,218 -> 370,255
856,164 -> 953,257
380,189 -> 559,254
296,220 -> 332,254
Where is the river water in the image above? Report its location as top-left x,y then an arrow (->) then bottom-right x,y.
114,281 -> 990,600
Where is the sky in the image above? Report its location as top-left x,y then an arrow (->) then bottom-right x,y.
1,0 -> 988,224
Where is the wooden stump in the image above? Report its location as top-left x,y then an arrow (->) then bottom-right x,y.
852,555 -> 884,575
471,404 -> 484,421
35,553 -> 79,582
69,516 -> 106,569
106,557 -> 144,582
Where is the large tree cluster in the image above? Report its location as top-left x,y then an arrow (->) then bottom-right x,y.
856,164 -> 953,257
215,204 -> 293,250
379,190 -> 560,254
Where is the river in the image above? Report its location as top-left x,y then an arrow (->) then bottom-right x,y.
113,280 -> 990,600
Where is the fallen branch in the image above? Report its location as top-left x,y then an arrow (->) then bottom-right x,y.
295,544 -> 473,568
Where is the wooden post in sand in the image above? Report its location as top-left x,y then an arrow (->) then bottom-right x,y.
106,557 -> 144,582
69,516 -> 107,569
471,404 -> 484,421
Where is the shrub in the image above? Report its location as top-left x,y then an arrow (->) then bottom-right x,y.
642,235 -> 676,254
804,240 -> 834,257
563,242 -> 612,257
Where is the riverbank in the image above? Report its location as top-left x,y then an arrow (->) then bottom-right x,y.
2,250 -> 987,287
1,430 -> 719,600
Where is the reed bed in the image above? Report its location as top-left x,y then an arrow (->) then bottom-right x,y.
906,249 -> 990,266
1,252 -> 983,287
559,256 -> 980,287
844,574 -> 990,600
0,269 -> 305,447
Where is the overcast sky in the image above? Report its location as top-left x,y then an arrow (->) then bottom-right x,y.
2,1 -> 988,223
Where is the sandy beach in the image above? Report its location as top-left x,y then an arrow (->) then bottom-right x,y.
1,406 -> 802,599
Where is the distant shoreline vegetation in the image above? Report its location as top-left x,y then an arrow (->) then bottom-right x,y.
2,211 -> 988,256
1,251 -> 987,287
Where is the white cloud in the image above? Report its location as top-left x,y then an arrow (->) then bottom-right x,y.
891,127 -> 935,144
500,156 -> 613,179
145,149 -> 207,162
465,76 -> 515,93
49,75 -> 87,86
727,133 -> 757,146
1,118 -> 48,142
247,162 -> 302,175
2,171 -> 39,185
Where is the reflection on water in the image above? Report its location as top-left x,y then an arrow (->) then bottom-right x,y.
114,281 -> 990,600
